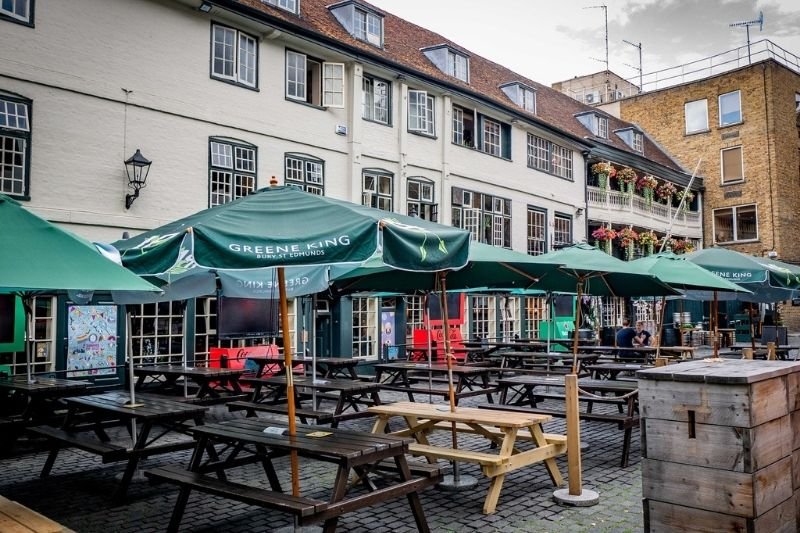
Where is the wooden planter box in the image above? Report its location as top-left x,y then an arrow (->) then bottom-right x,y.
637,359 -> 800,532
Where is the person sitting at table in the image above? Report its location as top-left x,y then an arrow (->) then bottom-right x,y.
633,321 -> 652,347
615,319 -> 637,356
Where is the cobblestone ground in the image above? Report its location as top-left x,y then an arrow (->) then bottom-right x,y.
0,388 -> 644,532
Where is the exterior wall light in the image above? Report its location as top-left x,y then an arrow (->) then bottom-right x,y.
124,149 -> 152,209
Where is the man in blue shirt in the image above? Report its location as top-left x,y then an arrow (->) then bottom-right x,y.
615,319 -> 637,355
634,321 -> 652,347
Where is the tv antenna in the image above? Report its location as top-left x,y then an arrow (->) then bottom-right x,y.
729,11 -> 763,64
622,39 -> 642,94
584,5 -> 609,73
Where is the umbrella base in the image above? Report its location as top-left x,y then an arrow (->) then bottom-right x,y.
438,473 -> 478,491
553,487 -> 599,507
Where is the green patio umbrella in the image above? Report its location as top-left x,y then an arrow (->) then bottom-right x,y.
0,194 -> 160,384
112,181 -> 471,497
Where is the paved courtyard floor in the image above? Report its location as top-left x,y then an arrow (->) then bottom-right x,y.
0,382 -> 645,533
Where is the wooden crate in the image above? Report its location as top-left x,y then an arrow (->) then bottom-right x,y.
637,359 -> 800,531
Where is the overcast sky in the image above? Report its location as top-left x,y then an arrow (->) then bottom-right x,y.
368,0 -> 800,88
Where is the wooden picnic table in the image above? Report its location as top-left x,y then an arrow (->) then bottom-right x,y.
369,401 -> 566,514
133,365 -> 244,399
404,345 -> 488,363
373,362 -> 496,404
0,494 -> 74,532
585,362 -> 652,380
30,392 -> 207,503
578,345 -> 696,360
237,375 -> 382,427
0,376 -> 89,424
490,375 -> 639,467
146,417 -> 440,532
726,343 -> 799,359
246,355 -> 362,379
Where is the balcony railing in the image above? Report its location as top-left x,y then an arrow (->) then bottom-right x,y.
587,186 -> 701,235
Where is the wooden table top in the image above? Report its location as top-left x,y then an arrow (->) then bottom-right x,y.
368,400 -> 551,428
497,375 -> 638,392
585,362 -> 652,371
728,343 -> 799,350
64,392 -> 208,420
373,362 -> 490,374
0,376 -> 89,393
247,355 -> 361,365
134,365 -> 244,377
192,417 -> 408,460
0,495 -> 72,533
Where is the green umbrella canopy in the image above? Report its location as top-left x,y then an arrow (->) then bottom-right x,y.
629,252 -> 751,293
0,194 -> 160,295
113,186 -> 470,275
331,241 -> 562,293
526,243 -> 679,296
683,247 -> 800,303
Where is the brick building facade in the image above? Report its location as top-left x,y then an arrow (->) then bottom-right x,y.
619,59 -> 800,328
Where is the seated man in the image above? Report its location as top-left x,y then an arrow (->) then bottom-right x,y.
634,321 -> 652,347
615,319 -> 637,356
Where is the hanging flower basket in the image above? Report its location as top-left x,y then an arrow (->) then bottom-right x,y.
657,182 -> 677,206
617,227 -> 639,261
616,167 -> 637,195
637,175 -> 658,207
676,189 -> 695,213
592,226 -> 617,255
591,162 -> 615,197
638,230 -> 658,256
672,239 -> 695,255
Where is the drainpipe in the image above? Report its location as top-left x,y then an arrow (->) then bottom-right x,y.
582,151 -> 591,241
762,64 -> 777,252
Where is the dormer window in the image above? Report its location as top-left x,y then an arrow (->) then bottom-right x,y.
576,112 -> 608,139
500,82 -> 536,113
614,127 -> 644,153
262,0 -> 298,15
422,45 -> 469,83
329,2 -> 384,47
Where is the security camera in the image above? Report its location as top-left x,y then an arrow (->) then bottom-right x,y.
768,251 -> 778,259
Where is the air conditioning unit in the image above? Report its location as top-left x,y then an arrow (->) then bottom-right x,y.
585,91 -> 601,104
585,93 -> 595,104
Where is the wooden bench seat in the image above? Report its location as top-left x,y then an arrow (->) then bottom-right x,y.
227,401 -> 334,424
378,384 -> 498,399
479,404 -> 638,467
27,426 -> 128,464
430,421 -> 567,446
0,495 -> 74,533
371,459 -> 444,479
408,443 -> 505,466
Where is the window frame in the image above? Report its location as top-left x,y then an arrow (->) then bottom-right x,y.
263,0 -> 299,15
526,133 -> 573,181
447,50 -> 469,82
720,145 -> 744,184
595,116 -> 608,138
0,0 -> 33,26
553,213 -> 573,248
210,23 -> 259,90
719,90 -> 742,127
285,49 -> 344,108
451,187 -> 511,248
685,98 -> 709,134
208,137 -> 257,207
406,177 -> 437,222
632,132 -> 643,153
354,7 -> 383,47
362,169 -> 393,211
408,90 -> 435,137
0,92 -> 32,199
713,204 -> 758,244
362,74 -> 391,125
284,152 -> 325,195
526,206 -> 547,256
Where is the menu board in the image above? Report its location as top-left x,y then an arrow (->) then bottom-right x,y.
67,305 -> 118,377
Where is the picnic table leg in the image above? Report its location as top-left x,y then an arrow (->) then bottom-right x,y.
529,424 -> 564,486
322,462 -> 351,533
166,435 -> 210,533
482,427 -> 517,514
481,373 -> 494,404
255,443 -> 282,492
113,421 -> 154,504
394,453 -> 431,533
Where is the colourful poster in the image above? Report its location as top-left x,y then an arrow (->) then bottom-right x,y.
67,305 -> 118,377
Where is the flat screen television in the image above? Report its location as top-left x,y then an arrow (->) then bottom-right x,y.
426,293 -> 462,321
217,297 -> 279,340
553,295 -> 575,318
0,294 -> 15,344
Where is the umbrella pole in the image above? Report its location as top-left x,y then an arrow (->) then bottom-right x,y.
713,291 -> 719,359
424,293 -> 433,404
125,311 -> 143,409
655,296 -> 666,361
749,302 -> 756,351
278,267 -> 300,497
311,295 -> 317,407
22,297 -> 34,385
546,292 -> 552,373
571,282 -> 583,374
182,302 -> 188,399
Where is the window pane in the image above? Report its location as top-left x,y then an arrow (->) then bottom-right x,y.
286,51 -> 305,99
0,135 -> 26,195
407,180 -> 420,200
736,205 -> 757,241
212,26 -> 235,79
714,208 -> 734,243
685,99 -> 708,133
719,91 -> 741,126
425,96 -> 435,135
210,142 -> 233,168
238,34 -> 257,86
721,147 -> 743,182
323,63 -> 344,107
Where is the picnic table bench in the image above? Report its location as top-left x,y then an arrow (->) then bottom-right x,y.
133,365 -> 245,400
235,376 -> 381,426
373,362 -> 496,404
585,362 -> 652,380
0,495 -> 74,532
146,418 -> 440,532
369,401 -> 566,514
29,392 -> 207,503
246,355 -> 363,379
488,375 -> 639,467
